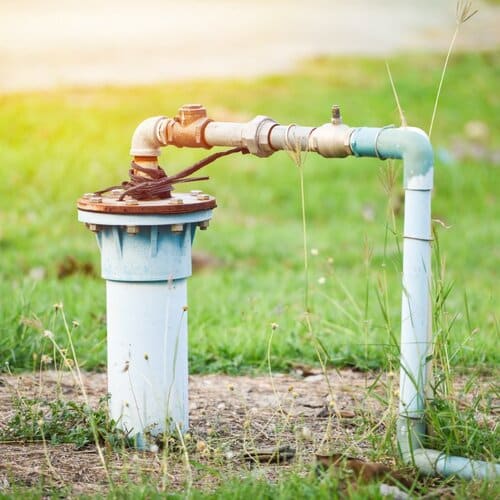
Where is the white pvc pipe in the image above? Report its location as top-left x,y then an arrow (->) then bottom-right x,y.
350,126 -> 499,480
107,279 -> 189,446
399,189 -> 432,419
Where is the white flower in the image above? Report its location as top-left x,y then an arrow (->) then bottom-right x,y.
43,330 -> 54,340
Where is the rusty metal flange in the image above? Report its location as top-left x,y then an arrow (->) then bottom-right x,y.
77,190 -> 216,215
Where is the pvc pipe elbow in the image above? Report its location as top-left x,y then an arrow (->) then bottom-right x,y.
380,127 -> 433,190
350,126 -> 434,190
130,116 -> 169,157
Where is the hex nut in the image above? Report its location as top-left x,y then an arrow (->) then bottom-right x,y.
171,224 -> 184,233
198,220 -> 210,230
190,190 -> 203,196
196,193 -> 210,201
125,199 -> 139,206
167,198 -> 184,205
89,196 -> 102,203
126,225 -> 140,235
110,189 -> 124,198
86,223 -> 101,233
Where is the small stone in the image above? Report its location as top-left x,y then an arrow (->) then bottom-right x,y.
300,426 -> 313,441
196,440 -> 207,453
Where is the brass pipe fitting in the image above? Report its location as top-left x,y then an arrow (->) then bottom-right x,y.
164,104 -> 213,149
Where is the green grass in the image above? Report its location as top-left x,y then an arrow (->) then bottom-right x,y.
2,466 -> 499,499
0,396 -> 129,449
0,51 -> 499,374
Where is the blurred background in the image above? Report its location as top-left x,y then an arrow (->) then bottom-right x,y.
0,1 -> 499,374
1,0 -> 498,91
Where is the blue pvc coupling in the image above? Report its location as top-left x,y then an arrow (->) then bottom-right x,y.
350,127 -> 394,159
77,209 -> 212,281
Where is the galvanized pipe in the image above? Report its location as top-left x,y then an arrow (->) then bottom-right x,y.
203,121 -> 248,148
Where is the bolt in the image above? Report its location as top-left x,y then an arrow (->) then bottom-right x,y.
198,220 -> 210,230
331,105 -> 342,125
125,198 -> 139,206
190,190 -> 203,196
89,196 -> 102,203
126,225 -> 140,235
171,224 -> 184,233
86,223 -> 101,233
167,197 -> 184,205
196,193 -> 210,201
110,189 -> 124,198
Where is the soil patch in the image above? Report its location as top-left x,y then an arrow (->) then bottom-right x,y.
0,369 -> 496,495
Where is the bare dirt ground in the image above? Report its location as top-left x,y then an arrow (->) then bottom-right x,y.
1,0 -> 499,92
0,369 -> 497,495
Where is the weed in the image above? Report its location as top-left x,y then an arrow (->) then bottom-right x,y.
0,396 -> 129,450
428,1 -> 478,137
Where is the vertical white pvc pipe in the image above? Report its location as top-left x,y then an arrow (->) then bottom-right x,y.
106,279 -> 189,445
399,189 -> 432,419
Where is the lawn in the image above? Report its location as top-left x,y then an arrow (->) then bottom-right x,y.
1,51 -> 498,374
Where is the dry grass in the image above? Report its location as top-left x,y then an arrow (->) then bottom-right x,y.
0,369 -> 497,496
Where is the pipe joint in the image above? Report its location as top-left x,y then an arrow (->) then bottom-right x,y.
164,104 -> 213,149
130,116 -> 169,157
308,123 -> 353,157
350,126 -> 434,190
385,127 -> 434,190
242,116 -> 278,157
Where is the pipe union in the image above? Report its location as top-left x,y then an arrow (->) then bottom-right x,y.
242,116 -> 278,157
